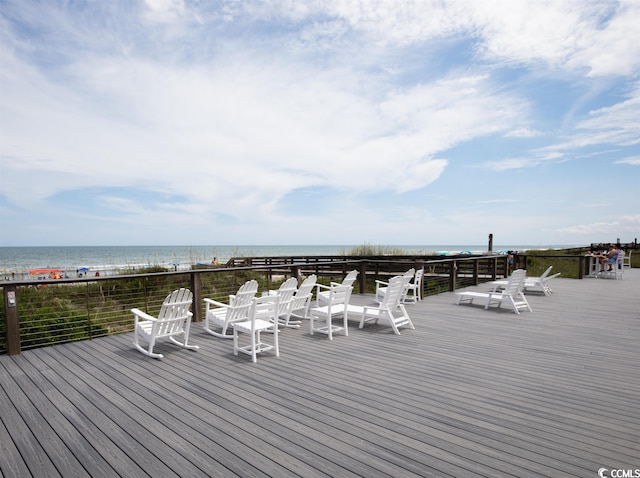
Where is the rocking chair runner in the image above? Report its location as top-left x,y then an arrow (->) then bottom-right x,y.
132,288 -> 199,359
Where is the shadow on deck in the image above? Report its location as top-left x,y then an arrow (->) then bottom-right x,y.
1,270 -> 639,477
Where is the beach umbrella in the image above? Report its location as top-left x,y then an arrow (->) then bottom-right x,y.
79,267 -> 90,271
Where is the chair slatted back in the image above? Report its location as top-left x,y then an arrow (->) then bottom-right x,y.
380,275 -> 406,310
290,275 -> 317,310
249,295 -> 280,332
341,270 -> 358,287
505,269 -> 526,296
322,284 -> 352,318
156,288 -> 193,337
228,280 -> 259,321
274,277 -> 298,316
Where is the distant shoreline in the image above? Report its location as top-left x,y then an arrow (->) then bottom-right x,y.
1,244 -> 583,281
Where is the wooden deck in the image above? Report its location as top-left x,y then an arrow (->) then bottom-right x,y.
1,270 -> 639,477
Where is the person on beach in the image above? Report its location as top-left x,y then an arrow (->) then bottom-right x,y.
599,244 -> 619,272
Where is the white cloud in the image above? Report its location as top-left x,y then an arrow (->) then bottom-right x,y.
614,156 -> 640,165
1,0 -> 639,246
556,214 -> 640,235
143,0 -> 185,22
480,158 -> 540,172
504,128 -> 543,138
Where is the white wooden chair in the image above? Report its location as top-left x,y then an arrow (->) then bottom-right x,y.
232,295 -> 282,363
317,270 -> 358,306
491,266 -> 559,296
404,268 -> 424,302
285,274 -> 317,326
131,288 -> 199,359
309,284 -> 352,340
601,251 -> 624,279
348,275 -> 415,335
267,276 -> 299,328
456,269 -> 532,314
375,268 -> 414,303
203,280 -> 258,338
622,250 -> 631,269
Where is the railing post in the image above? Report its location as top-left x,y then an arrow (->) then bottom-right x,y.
578,256 -> 585,279
449,261 -> 457,292
4,285 -> 21,355
291,265 -> 301,285
358,261 -> 367,294
473,259 -> 479,286
191,272 -> 202,322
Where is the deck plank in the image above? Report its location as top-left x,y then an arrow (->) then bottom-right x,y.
1,269 -> 639,477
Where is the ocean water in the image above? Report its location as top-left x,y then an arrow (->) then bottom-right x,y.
0,244 -> 572,279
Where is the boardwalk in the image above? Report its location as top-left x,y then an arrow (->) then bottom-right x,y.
1,270 -> 639,477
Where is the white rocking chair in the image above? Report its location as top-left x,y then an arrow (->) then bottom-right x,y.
267,276 -> 299,328
286,274 -> 318,326
132,288 -> 199,359
404,268 -> 424,302
203,280 -> 258,338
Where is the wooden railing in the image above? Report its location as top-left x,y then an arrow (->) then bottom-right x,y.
1,255 -> 511,355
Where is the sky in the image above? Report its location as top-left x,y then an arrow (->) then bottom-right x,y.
1,0 -> 639,248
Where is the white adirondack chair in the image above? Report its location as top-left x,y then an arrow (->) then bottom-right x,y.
317,270 -> 358,306
232,295 -> 281,363
404,268 -> 424,302
348,275 -> 415,335
491,266 -> 559,296
285,274 -> 317,326
267,276 -> 299,328
375,268 -> 414,303
524,271 -> 561,295
456,269 -> 532,314
601,251 -> 625,279
309,284 -> 352,340
131,288 -> 199,359
203,280 -> 258,338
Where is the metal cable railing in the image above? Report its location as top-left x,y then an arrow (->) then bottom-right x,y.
1,255 -> 513,355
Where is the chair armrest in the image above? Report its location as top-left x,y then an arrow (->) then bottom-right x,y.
375,280 -> 389,287
203,298 -> 231,309
131,308 -> 157,322
315,283 -> 332,291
